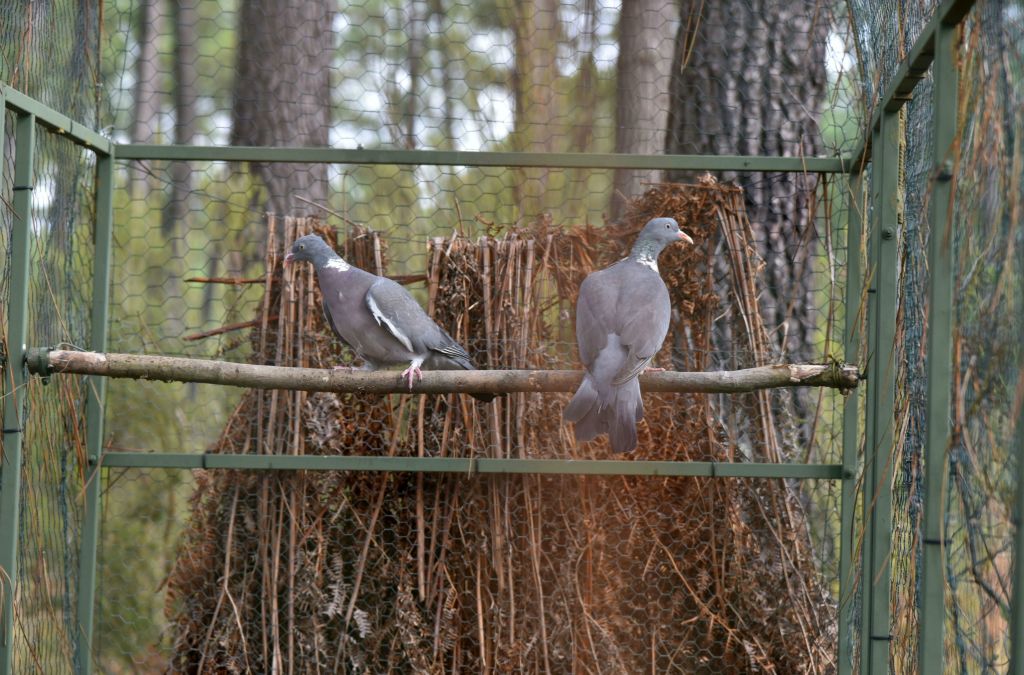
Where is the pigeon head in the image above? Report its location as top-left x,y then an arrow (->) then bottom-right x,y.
629,217 -> 693,267
284,234 -> 342,268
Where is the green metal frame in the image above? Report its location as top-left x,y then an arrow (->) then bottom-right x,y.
0,88 -> 117,675
861,108 -> 900,675
838,170 -> 865,675
1013,357 -> 1024,673
74,151 -> 115,675
919,20 -> 958,675
1,85 -> 112,154
0,109 -> 36,675
115,143 -> 845,172
102,452 -> 843,478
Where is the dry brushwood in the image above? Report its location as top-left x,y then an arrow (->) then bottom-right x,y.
165,186 -> 836,673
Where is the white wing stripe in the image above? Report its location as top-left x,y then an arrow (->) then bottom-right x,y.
435,343 -> 468,358
366,294 -> 415,352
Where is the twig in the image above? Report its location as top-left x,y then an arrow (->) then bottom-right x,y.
182,317 -> 275,341
185,275 -> 266,285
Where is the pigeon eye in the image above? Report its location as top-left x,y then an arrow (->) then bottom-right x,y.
299,244 -> 305,250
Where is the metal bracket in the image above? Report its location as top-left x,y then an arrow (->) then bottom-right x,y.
25,346 -> 55,377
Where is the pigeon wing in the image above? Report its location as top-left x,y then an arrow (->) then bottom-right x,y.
363,278 -> 426,353
574,265 -> 622,368
613,267 -> 671,384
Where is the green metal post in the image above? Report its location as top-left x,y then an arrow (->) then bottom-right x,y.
918,21 -> 958,674
859,120 -> 881,674
838,171 -> 865,675
74,151 -> 114,674
861,110 -> 901,674
1012,324 -> 1024,674
0,112 -> 35,675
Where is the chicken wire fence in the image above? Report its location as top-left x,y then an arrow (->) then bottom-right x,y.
0,0 -> 1021,674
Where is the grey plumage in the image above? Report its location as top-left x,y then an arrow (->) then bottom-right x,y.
563,217 -> 693,452
285,234 -> 493,402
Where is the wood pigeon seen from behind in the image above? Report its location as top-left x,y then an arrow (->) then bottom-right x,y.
563,217 -> 693,452
284,234 -> 494,402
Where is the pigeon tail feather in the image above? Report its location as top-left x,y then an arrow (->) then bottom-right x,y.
564,376 -> 603,439
608,378 -> 641,453
564,374 -> 641,452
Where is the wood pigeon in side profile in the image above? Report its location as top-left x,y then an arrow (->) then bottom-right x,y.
284,234 -> 494,402
562,217 -> 693,452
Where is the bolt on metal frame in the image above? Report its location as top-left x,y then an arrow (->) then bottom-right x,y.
0,0 -> 990,668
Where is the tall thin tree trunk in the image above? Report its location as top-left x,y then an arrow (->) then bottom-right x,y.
509,0 -> 560,219
405,1 -> 424,150
163,0 -> 197,237
130,0 -> 162,200
610,0 -> 676,220
232,0 -> 333,218
429,0 -> 455,150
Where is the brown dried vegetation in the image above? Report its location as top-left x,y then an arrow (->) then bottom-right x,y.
166,183 -> 835,673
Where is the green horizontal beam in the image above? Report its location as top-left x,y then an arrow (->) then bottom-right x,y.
847,0 -> 975,172
1,84 -> 113,155
114,143 -> 848,173
101,452 -> 844,478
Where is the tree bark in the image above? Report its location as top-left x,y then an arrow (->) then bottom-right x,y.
231,0 -> 333,216
610,0 -> 676,220
27,350 -> 860,395
666,0 -> 829,449
666,0 -> 828,365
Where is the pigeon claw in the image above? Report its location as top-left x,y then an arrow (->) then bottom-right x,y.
643,366 -> 667,373
401,365 -> 423,390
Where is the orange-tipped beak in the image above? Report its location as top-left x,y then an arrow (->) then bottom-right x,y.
678,231 -> 694,244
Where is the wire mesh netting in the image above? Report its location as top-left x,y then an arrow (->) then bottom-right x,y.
0,125 -> 98,670
0,0 -> 1022,673
2,0 -> 104,667
100,468 -> 835,672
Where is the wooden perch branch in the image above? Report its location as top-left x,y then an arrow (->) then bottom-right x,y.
25,349 -> 860,395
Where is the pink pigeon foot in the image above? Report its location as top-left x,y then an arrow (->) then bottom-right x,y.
643,366 -> 667,373
401,365 -> 423,390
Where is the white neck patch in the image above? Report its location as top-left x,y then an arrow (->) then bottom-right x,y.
635,252 -> 659,273
324,257 -> 351,272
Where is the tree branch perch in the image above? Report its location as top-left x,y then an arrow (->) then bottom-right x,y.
25,349 -> 860,395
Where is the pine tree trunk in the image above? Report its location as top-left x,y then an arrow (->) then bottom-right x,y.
666,0 -> 828,447
667,0 -> 827,366
231,0 -> 333,217
610,0 -> 676,220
